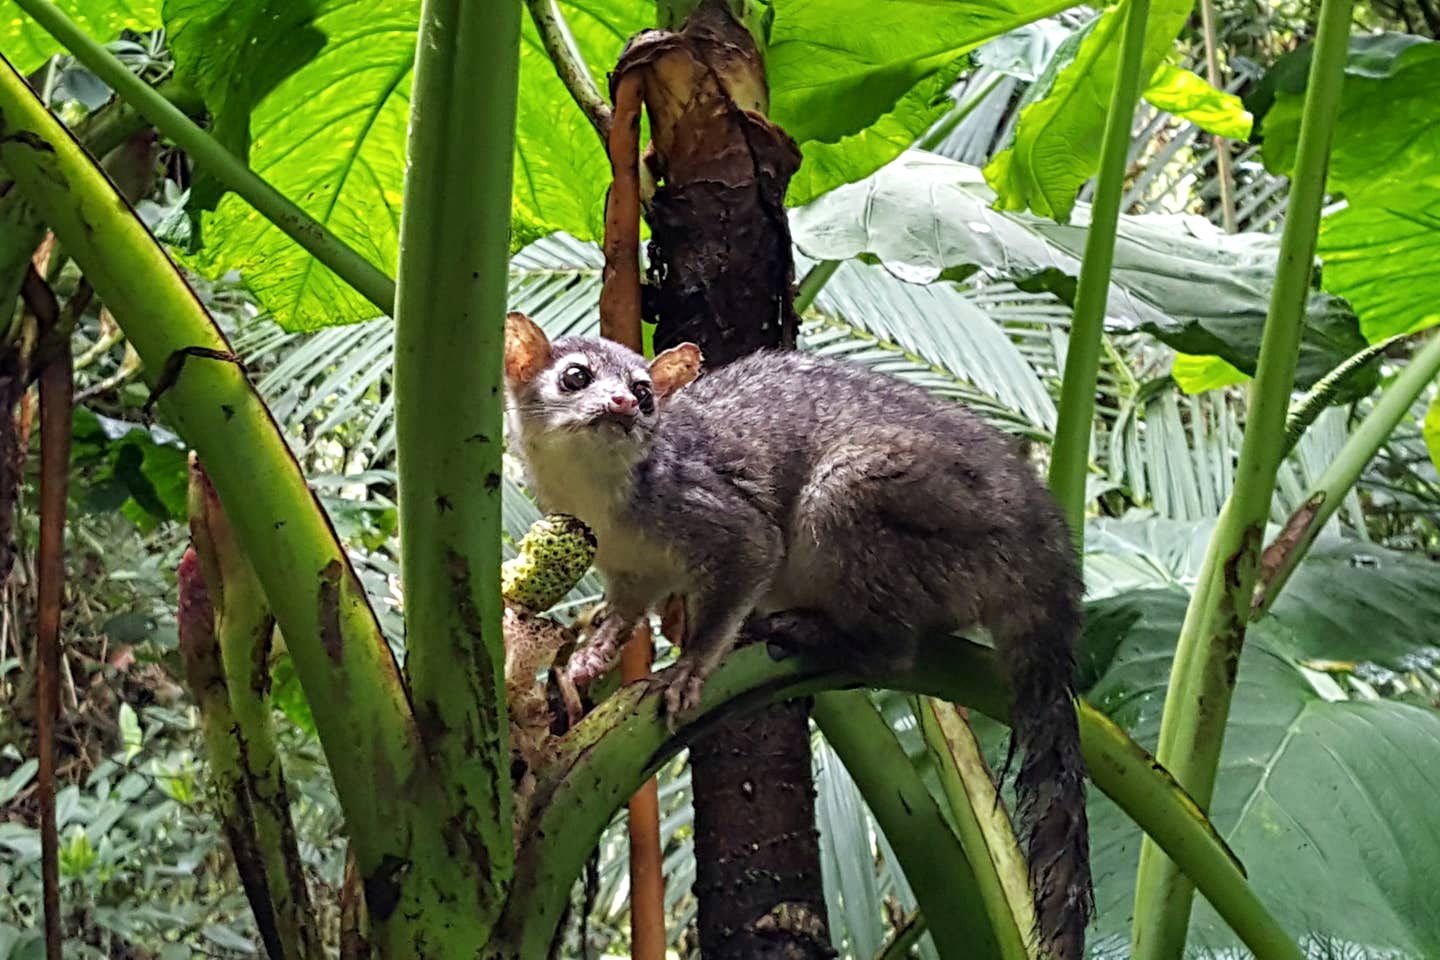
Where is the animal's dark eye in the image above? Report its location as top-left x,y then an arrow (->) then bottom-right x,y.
560,364 -> 592,391
632,380 -> 654,414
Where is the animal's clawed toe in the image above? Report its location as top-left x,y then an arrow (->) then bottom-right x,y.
660,661 -> 707,730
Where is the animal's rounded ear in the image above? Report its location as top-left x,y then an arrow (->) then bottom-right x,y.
650,342 -> 703,397
505,312 -> 551,384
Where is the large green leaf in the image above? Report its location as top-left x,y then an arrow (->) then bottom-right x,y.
149,0 -> 1016,327
786,59 -> 963,208
1141,64 -> 1252,140
162,0 -> 327,211
1262,35 -> 1440,341
511,1 -> 646,248
982,0 -> 1194,221
177,0 -> 414,330
1079,587 -> 1440,957
791,152 -> 1372,388
1,0 -> 160,74
765,0 -> 1074,145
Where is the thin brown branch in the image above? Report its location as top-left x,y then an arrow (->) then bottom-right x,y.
35,295 -> 72,960
621,626 -> 665,960
601,60 -> 663,954
599,70 -> 645,348
1199,0 -> 1237,232
523,0 -> 613,143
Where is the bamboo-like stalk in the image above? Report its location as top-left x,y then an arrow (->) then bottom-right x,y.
10,0 -> 396,316
916,699 -> 1035,960
1130,1 -> 1356,955
0,59 -> 494,954
1047,0 -> 1153,548
1254,333 -> 1440,617
815,691 -> 1004,960
391,0 -> 522,934
501,634 -> 1303,960
188,461 -> 320,960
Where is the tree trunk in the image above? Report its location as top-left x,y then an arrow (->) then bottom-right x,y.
628,2 -> 833,956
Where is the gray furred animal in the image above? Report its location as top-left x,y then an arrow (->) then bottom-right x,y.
503,311 -> 1092,960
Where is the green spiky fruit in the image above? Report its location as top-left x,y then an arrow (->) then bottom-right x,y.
501,513 -> 596,612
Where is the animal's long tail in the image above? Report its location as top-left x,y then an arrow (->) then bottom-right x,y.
1004,581 -> 1094,960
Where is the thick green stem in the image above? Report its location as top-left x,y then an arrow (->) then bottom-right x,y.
0,61 -> 490,955
10,0 -> 396,316
793,259 -> 839,315
392,0 -> 522,933
1255,333 -> 1440,617
1130,0 -> 1354,955
1081,703 -> 1301,960
499,636 -> 1302,960
915,699 -> 1034,960
1047,0 -> 1153,547
813,691 -> 1004,960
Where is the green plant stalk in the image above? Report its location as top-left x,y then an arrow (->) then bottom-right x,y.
189,464 -> 321,960
916,72 -> 1007,152
814,691 -> 1004,960
2,77 -> 201,341
10,0 -> 396,317
1130,0 -> 1355,955
1047,0 -> 1152,547
498,637 -> 1302,959
793,259 -> 840,315
392,0 -> 522,933
1255,332 -> 1440,617
525,0 -> 611,141
915,698 -> 1035,960
0,60 -> 493,955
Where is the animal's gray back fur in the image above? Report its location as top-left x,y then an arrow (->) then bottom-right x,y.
508,338 -> 1093,959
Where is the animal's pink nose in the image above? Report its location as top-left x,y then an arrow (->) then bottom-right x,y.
609,393 -> 638,413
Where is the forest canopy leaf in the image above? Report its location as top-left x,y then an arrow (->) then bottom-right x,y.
792,152 -> 1371,388
982,0 -> 1194,221
1,0 -> 160,74
1262,36 -> 1440,341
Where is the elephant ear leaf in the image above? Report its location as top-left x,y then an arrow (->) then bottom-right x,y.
791,152 -> 1371,389
1078,583 -> 1440,956
982,0 -> 1195,222
1,0 -> 159,74
1262,35 -> 1440,342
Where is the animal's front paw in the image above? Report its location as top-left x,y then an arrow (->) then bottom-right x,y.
567,643 -> 617,689
660,658 -> 709,729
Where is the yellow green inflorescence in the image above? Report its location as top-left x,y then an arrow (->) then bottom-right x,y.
501,514 -> 596,612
